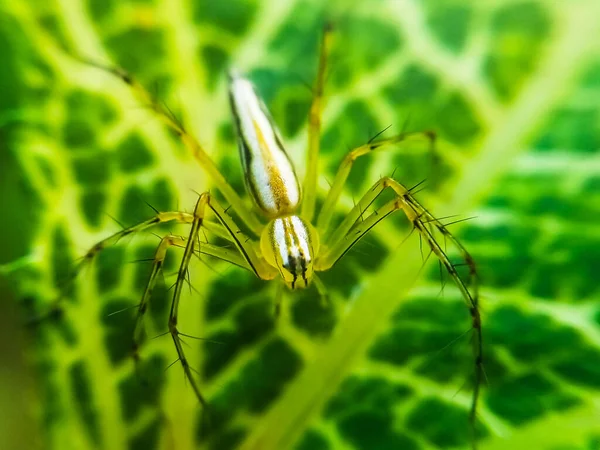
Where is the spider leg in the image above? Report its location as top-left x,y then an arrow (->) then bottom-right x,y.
131,223 -> 265,386
302,23 -> 333,221
315,176 -> 482,446
85,60 -> 263,235
76,211 -> 194,275
316,130 -> 436,237
202,219 -> 239,243
168,196 -> 208,405
168,192 -> 276,406
33,210 -> 195,324
131,234 -> 186,371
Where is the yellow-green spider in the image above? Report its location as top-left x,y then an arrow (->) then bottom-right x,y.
62,27 -> 483,446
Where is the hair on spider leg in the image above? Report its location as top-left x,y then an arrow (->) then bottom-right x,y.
183,266 -> 200,297
440,216 -> 479,228
422,214 -> 474,253
407,181 -> 429,198
178,332 -> 224,345
340,238 -> 374,258
452,370 -> 478,403
479,359 -> 490,386
357,198 -> 373,225
105,303 -> 142,318
75,55 -> 132,83
438,259 -> 447,297
177,354 -> 202,386
146,231 -> 164,242
390,165 -> 401,180
126,257 -> 157,265
194,251 -> 227,278
348,194 -> 366,226
223,203 -> 234,215
290,72 -> 314,95
164,357 -> 181,373
184,267 -> 193,296
163,269 -> 207,302
367,123 -> 394,145
187,364 -> 203,380
393,112 -> 440,181
160,98 -> 186,132
417,326 -> 475,376
144,327 -> 221,350
105,212 -> 127,230
420,213 -> 460,224
405,178 -> 428,194
175,333 -> 195,351
150,329 -> 171,341
140,198 -> 160,215
174,331 -> 222,353
390,224 -> 418,256
190,187 -> 205,199
418,230 -> 426,263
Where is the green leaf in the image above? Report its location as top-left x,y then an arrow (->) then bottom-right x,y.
2,1 -> 600,450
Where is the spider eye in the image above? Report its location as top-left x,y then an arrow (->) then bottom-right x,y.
280,254 -> 312,290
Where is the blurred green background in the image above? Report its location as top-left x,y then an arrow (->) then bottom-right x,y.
2,0 -> 600,449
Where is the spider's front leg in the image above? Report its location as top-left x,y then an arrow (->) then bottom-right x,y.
30,210 -> 196,327
166,192 -> 276,406
315,176 -> 482,447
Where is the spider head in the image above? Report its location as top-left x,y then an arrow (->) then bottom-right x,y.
261,216 -> 319,290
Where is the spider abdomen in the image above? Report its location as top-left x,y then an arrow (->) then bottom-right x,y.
229,71 -> 301,218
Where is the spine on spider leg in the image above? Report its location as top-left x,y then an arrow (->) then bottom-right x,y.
131,235 -> 186,362
84,58 -> 263,234
29,210 -> 195,326
412,206 -> 484,446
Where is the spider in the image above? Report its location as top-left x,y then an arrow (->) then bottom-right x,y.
59,26 -> 482,447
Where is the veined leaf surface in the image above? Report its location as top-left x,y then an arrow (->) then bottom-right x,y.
2,1 -> 600,450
